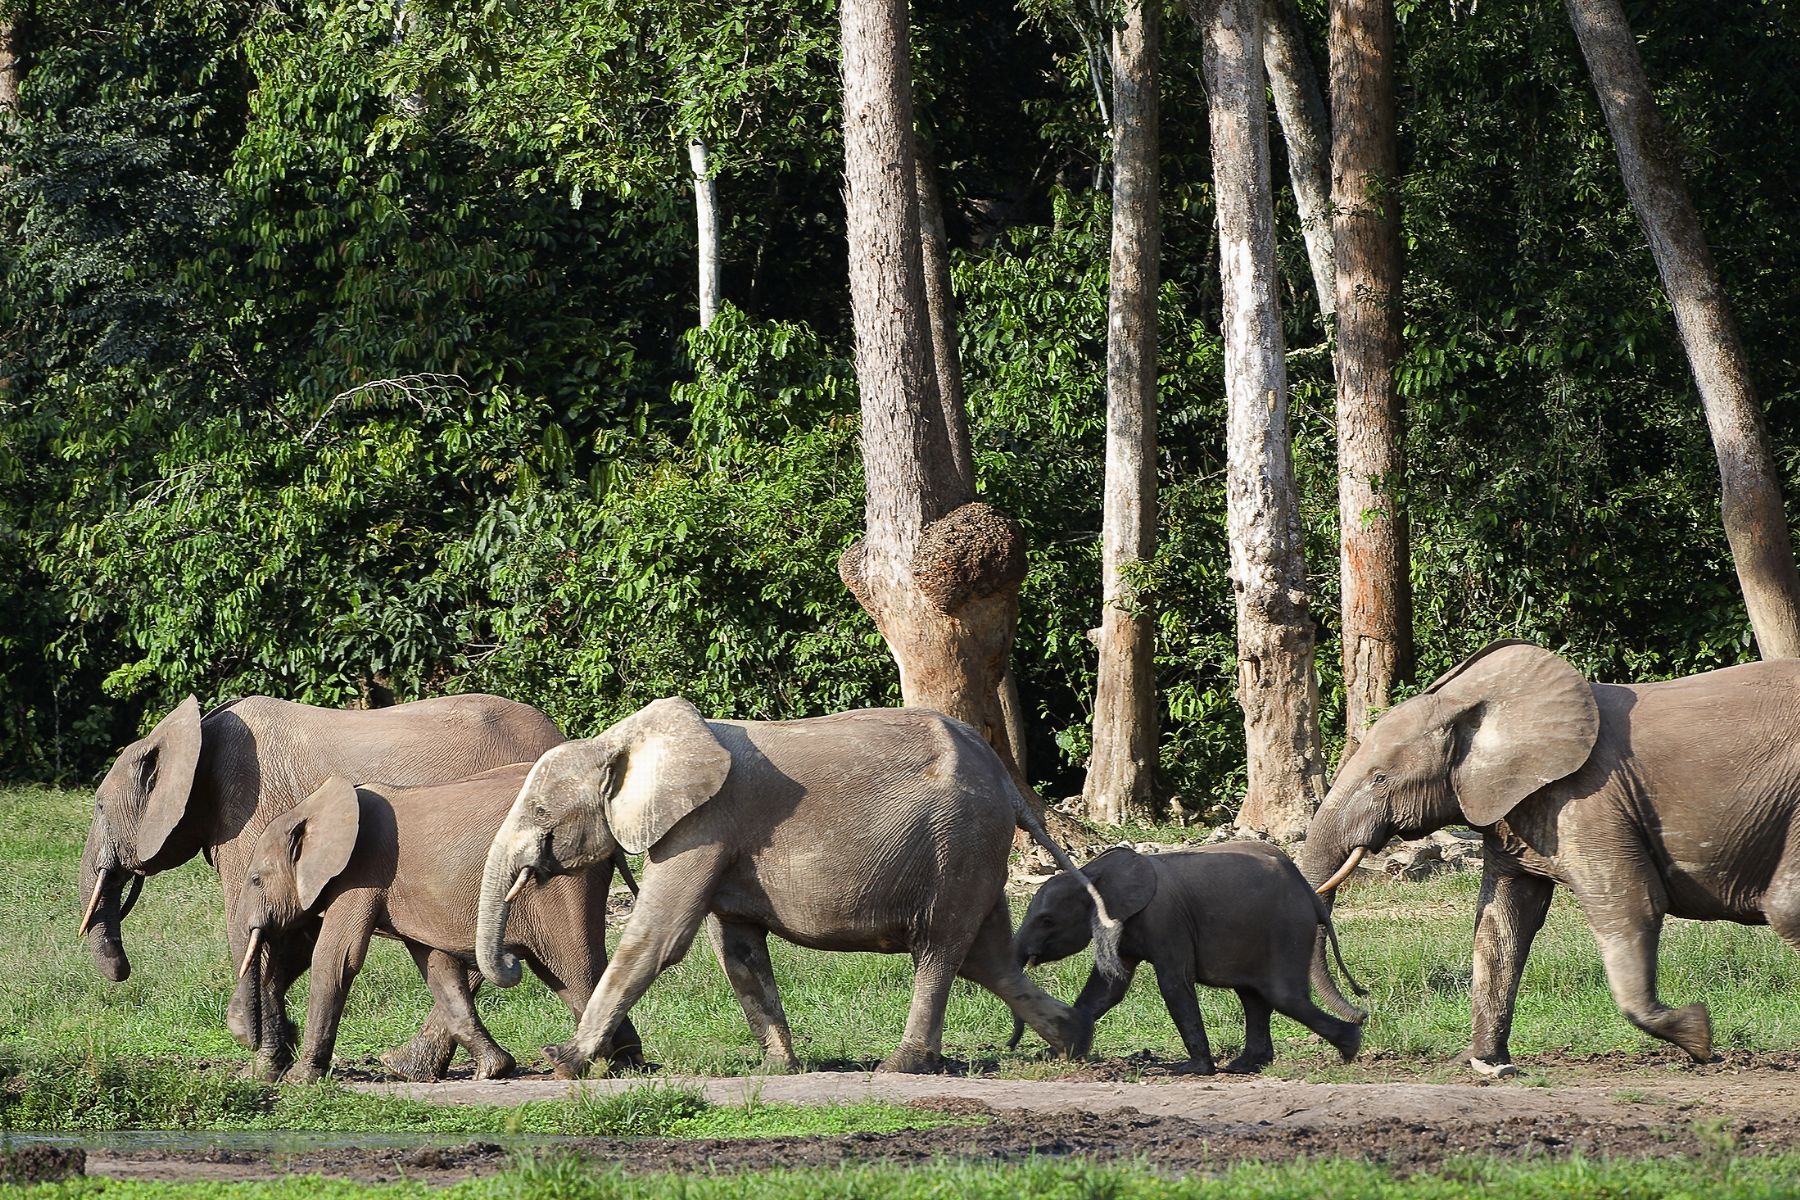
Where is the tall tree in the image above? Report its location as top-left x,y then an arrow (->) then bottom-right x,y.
0,7 -> 25,132
1195,0 -> 1326,839
690,137 -> 722,327
837,0 -> 1031,782
1331,0 -> 1410,754
1083,0 -> 1160,826
1566,0 -> 1800,660
1262,0 -> 1333,325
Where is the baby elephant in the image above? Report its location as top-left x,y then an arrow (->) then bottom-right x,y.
1013,841 -> 1365,1073
230,765 -> 636,1082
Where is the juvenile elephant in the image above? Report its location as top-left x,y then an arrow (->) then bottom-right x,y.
1298,639 -> 1800,1076
231,766 -> 631,1082
77,692 -> 566,1078
1012,843 -> 1365,1073
476,699 -> 1122,1076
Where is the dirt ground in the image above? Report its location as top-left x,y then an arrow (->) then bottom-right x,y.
48,1050 -> 1800,1185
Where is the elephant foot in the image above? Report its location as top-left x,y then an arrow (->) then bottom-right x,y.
1221,1051 -> 1272,1075
1333,1023 -> 1364,1064
607,1040 -> 652,1072
544,1043 -> 592,1080
877,1042 -> 943,1074
1176,1056 -> 1217,1076
283,1061 -> 329,1085
758,1051 -> 801,1074
1654,1003 -> 1714,1063
471,1047 -> 517,1081
1469,1056 -> 1519,1079
379,1041 -> 451,1083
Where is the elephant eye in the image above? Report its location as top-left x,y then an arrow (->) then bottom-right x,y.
249,872 -> 262,888
1371,772 -> 1388,786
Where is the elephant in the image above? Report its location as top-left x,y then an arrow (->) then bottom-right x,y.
230,765 -> 635,1082
1011,843 -> 1366,1073
1297,638 -> 1800,1076
475,698 -> 1124,1076
77,691 -> 568,1078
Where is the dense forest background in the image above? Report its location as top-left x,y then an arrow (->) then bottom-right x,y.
3,0 -> 1795,814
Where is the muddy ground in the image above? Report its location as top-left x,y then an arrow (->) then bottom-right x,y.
38,1050 -> 1800,1185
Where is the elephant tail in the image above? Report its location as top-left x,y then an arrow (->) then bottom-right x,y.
1007,783 -> 1126,981
1310,921 -> 1368,1025
1008,1014 -> 1026,1052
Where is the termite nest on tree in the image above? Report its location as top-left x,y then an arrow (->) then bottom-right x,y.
912,503 -> 1026,615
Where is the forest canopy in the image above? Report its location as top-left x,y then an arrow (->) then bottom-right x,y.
3,0 -> 1795,815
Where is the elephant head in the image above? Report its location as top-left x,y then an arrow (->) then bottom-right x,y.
476,698 -> 732,988
1298,641 -> 1601,893
77,696 -> 205,982
229,777 -> 361,1059
1015,846 -> 1157,968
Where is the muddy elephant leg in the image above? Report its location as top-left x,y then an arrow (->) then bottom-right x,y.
1468,868 -> 1555,1076
284,905 -> 378,1084
1223,988 -> 1275,1074
705,915 -> 798,1071
1151,959 -> 1214,1074
1764,861 -> 1800,956
958,900 -> 1094,1058
880,949 -> 961,1074
1578,890 -> 1712,1063
387,946 -> 515,1081
1260,977 -> 1362,1064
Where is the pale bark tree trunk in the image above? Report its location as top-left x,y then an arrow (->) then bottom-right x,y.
837,0 -> 1032,788
690,137 -> 722,328
1262,0 -> 1334,324
1566,0 -> 1800,659
389,2 -> 426,119
1195,0 -> 1327,840
1331,0 -> 1410,756
1084,0 -> 1160,826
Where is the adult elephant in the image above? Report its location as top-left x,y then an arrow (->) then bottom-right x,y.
77,692 -> 573,1077
476,699 -> 1121,1075
1298,639 -> 1800,1076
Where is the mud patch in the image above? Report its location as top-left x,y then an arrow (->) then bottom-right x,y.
0,1145 -> 86,1185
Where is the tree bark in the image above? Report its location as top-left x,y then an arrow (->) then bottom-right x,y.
690,137 -> 722,328
837,0 -> 1031,788
1084,0 -> 1160,827
1,10 -> 26,132
1331,0 -> 1410,756
1263,0 -> 1334,324
1196,0 -> 1327,840
1566,0 -> 1800,659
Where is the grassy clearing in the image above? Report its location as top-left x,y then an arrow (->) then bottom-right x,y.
7,1153 -> 1800,1199
6,783 -> 1800,1084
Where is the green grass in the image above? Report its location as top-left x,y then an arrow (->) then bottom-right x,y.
9,1154 -> 1800,1199
7,783 -> 1800,1084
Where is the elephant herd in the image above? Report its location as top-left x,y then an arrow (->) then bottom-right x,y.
74,640 -> 1800,1081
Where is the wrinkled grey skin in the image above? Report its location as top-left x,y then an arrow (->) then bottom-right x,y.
1013,843 -> 1365,1073
1297,639 -> 1800,1076
230,765 -> 641,1083
78,693 -> 564,1078
477,700 -> 1119,1076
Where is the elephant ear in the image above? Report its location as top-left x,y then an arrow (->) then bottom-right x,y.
1082,847 -> 1158,922
131,696 -> 205,866
286,777 -> 362,911
599,698 -> 733,855
1430,642 -> 1600,827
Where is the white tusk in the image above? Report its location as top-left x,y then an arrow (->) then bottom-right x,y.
1315,846 -> 1368,895
78,873 -> 109,937
503,867 -> 532,903
238,927 -> 263,979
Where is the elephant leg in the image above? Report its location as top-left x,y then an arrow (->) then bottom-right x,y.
705,916 -> 798,1071
880,949 -> 961,1074
558,871 -> 715,1078
1761,850 -> 1800,956
247,933 -> 311,1079
1468,868 -> 1555,1075
1260,978 -> 1362,1064
957,899 -> 1094,1058
1223,988 -> 1275,1074
525,948 -> 648,1071
285,905 -> 377,1084
1580,897 -> 1712,1063
376,953 -> 468,1083
1151,958 -> 1214,1074
389,947 -> 514,1082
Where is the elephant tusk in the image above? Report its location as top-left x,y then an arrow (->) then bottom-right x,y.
78,872 -> 110,937
238,928 -> 263,980
1315,846 -> 1368,895
503,867 -> 532,904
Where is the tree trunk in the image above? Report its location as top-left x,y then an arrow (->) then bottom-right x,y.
690,137 -> 722,328
1262,0 -> 1334,324
1566,0 -> 1800,659
0,18 -> 21,123
837,0 -> 1031,787
1196,0 -> 1327,840
1331,0 -> 1410,756
1083,0 -> 1160,827
913,136 -> 974,495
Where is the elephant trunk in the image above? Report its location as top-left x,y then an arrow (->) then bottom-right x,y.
476,815 -> 527,988
248,937 -> 283,1072
78,826 -> 132,983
